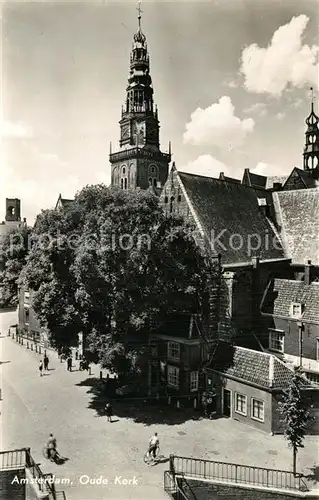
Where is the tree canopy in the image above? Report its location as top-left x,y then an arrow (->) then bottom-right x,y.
21,185 -> 219,378
0,225 -> 31,308
278,373 -> 313,474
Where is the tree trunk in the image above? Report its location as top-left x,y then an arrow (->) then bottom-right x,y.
293,446 -> 297,476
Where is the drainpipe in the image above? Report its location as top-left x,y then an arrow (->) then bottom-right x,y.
297,321 -> 304,368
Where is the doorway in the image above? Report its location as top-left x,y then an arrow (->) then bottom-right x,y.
222,388 -> 231,417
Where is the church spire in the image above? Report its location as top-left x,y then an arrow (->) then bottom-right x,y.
303,87 -> 319,170
109,6 -> 171,192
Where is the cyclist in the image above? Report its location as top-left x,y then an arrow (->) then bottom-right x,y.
46,433 -> 57,462
148,432 -> 159,460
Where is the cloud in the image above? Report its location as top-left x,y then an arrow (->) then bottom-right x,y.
178,156 -> 292,182
243,102 -> 268,117
180,155 -> 230,178
183,96 -> 255,147
0,120 -> 33,139
275,112 -> 285,120
240,15 -> 319,96
251,162 -> 290,177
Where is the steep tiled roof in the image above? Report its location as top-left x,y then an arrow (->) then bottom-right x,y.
261,278 -> 319,324
55,194 -> 74,211
178,171 -> 285,264
219,173 -> 241,184
209,343 -> 308,389
282,168 -> 318,189
273,189 -> 319,265
242,170 -> 267,189
266,176 -> 287,190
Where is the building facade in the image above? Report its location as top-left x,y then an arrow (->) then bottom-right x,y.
109,10 -> 171,192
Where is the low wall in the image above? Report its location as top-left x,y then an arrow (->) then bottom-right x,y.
0,468 -> 26,500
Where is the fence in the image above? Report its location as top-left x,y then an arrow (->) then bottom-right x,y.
0,448 -> 58,499
168,455 -> 308,492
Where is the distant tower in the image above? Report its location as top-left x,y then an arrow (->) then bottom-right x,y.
303,87 -> 319,170
109,3 -> 171,191
5,198 -> 21,222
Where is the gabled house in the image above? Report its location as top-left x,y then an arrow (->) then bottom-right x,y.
204,343 -> 311,434
54,193 -> 74,211
260,267 -> 319,386
149,313 -> 207,397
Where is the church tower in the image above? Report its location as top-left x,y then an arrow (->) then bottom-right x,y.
303,87 -> 319,171
109,5 -> 171,191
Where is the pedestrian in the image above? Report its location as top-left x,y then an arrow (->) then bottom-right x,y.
67,356 -> 72,372
44,353 -> 49,371
105,402 -> 113,423
39,360 -> 43,377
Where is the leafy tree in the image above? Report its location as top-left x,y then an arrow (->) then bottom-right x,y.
22,185 -> 219,380
0,225 -> 31,308
278,373 -> 313,475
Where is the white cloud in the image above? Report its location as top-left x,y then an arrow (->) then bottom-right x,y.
240,15 -> 319,96
180,155 -> 230,178
243,102 -> 268,117
183,96 -> 255,147
251,162 -> 290,177
292,97 -> 304,108
275,112 -> 285,120
0,120 -> 33,139
178,156 -> 292,182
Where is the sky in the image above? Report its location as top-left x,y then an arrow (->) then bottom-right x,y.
1,0 -> 318,223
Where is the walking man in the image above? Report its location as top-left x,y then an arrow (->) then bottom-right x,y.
105,402 -> 113,423
67,356 -> 72,372
39,360 -> 43,377
44,353 -> 49,371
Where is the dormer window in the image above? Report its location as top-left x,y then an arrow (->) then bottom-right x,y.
258,198 -> 266,206
290,302 -> 303,318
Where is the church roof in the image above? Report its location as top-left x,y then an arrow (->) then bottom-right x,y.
273,188 -> 319,265
261,278 -> 319,324
206,343 -> 309,389
265,175 -> 287,190
54,194 -> 74,211
242,169 -> 267,189
177,171 -> 285,265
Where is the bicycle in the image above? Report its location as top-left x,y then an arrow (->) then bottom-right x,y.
42,447 -> 61,464
143,445 -> 160,465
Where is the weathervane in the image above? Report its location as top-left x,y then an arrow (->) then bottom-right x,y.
137,1 -> 143,30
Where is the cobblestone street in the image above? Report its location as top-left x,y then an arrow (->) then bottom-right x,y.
1,312 -> 318,500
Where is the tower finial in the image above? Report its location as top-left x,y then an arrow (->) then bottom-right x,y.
137,1 -> 142,31
310,86 -> 314,112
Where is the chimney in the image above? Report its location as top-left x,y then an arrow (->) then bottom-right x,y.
269,355 -> 274,388
252,256 -> 260,269
304,260 -> 312,285
272,182 -> 282,191
220,172 -> 225,180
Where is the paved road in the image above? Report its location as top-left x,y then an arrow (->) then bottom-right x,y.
1,311 -> 318,499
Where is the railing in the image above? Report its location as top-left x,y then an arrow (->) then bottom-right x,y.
0,448 -> 58,499
0,448 -> 27,469
169,455 -> 308,492
26,448 -> 56,498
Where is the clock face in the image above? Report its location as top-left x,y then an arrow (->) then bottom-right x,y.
122,124 -> 130,140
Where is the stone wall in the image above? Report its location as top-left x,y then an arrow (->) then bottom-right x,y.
0,468 -> 26,500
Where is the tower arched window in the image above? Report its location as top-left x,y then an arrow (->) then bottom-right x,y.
149,165 -> 158,188
169,196 -> 175,214
120,165 -> 128,190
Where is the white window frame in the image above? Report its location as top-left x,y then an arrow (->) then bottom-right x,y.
268,329 -> 284,353
167,341 -> 180,361
167,365 -> 179,389
251,398 -> 265,422
24,307 -> 30,326
190,371 -> 198,392
290,302 -> 302,318
316,339 -> 319,362
234,393 -> 247,416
